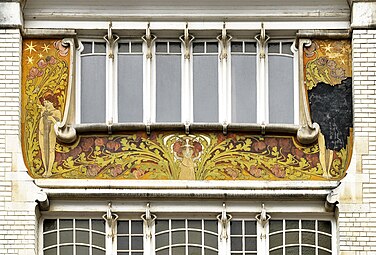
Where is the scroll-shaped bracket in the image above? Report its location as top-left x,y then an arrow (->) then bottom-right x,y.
141,203 -> 157,239
35,191 -> 50,211
254,23 -> 270,59
222,121 -> 228,135
296,38 -> 320,145
255,204 -> 271,228
55,38 -> 77,144
141,23 -> 157,59
216,203 -> 232,240
185,121 -> 190,135
102,202 -> 119,240
216,23 -> 232,61
179,23 -> 195,60
103,22 -> 120,60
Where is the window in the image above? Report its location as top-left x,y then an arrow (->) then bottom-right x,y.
77,26 -> 298,125
41,216 -> 334,255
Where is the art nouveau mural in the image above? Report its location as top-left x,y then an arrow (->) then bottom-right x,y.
21,38 -> 352,180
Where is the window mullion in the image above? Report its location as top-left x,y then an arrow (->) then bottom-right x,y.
257,41 -> 268,124
181,43 -> 192,123
106,41 -> 116,125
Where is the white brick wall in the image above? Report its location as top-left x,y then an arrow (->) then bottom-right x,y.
338,29 -> 376,255
0,29 -> 37,255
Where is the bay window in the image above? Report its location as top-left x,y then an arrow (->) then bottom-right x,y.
77,26 -> 298,126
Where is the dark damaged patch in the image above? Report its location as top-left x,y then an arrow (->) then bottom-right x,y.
308,77 -> 352,151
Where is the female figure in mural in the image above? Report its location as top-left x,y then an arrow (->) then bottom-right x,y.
174,138 -> 202,180
38,92 -> 61,177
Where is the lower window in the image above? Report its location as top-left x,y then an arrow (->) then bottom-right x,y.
42,216 -> 334,255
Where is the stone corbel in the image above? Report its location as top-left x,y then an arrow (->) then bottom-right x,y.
296,38 -> 320,145
54,38 -> 77,143
35,190 -> 50,211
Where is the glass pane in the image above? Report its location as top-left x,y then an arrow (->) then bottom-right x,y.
302,246 -> 316,255
282,42 -> 293,55
206,42 -> 218,53
269,233 -> 283,249
318,249 -> 332,255
269,220 -> 283,233
60,245 -> 73,254
156,54 -> 181,122
318,234 -> 331,250
268,55 -> 294,124
94,42 -> 106,53
269,249 -> 283,255
156,42 -> 168,53
93,248 -> 105,255
302,220 -> 315,230
156,249 -> 169,255
285,246 -> 299,255
76,245 -> 90,255
156,233 -> 169,249
245,237 -> 257,251
245,42 -> 256,53
118,54 -> 143,122
193,42 -> 204,53
43,219 -> 57,232
230,221 -> 242,235
204,248 -> 217,255
131,236 -> 143,250
92,220 -> 105,232
318,221 -> 332,234
169,42 -> 181,53
193,55 -> 218,122
231,237 -> 242,251
188,246 -> 201,255
92,233 -> 105,248
204,221 -> 217,233
44,247 -> 57,255
118,253 -> 130,255
76,220 -> 89,229
172,246 -> 185,255
172,231 -> 185,244
302,231 -> 315,245
60,230 -> 73,244
131,43 -> 142,53
204,233 -> 218,249
268,43 -> 279,53
188,220 -> 201,229
156,220 -> 169,233
131,221 -> 143,234
117,221 -> 129,234
118,43 -> 130,53
43,232 -> 57,248
245,221 -> 257,235
81,55 -> 106,123
285,231 -> 299,245
231,54 -> 257,123
82,42 -> 92,54
76,230 -> 89,244
286,220 -> 299,230
172,220 -> 185,229
231,42 -> 243,53
117,236 -> 129,250
60,219 -> 73,229
188,230 -> 202,244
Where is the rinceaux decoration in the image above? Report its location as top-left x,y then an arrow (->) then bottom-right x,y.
21,38 -> 352,181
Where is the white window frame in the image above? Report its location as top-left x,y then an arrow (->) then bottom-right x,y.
75,24 -> 299,125
39,201 -> 337,255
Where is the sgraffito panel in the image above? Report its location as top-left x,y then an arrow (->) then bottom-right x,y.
304,39 -> 353,175
20,38 -> 352,181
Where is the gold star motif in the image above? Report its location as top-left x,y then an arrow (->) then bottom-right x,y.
322,44 -> 333,53
38,53 -> 43,59
25,42 -> 37,54
27,56 -> 34,64
41,44 -> 50,53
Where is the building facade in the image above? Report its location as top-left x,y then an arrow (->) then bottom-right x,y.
0,0 -> 375,254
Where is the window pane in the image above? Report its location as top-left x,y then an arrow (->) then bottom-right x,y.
92,220 -> 105,232
156,233 -> 169,248
169,42 -> 181,53
302,231 -> 315,245
60,230 -> 73,244
318,234 -> 332,250
285,246 -> 299,255
76,230 -> 89,243
76,220 -> 89,229
245,221 -> 257,235
93,233 -> 105,248
188,230 -> 201,244
268,43 -> 279,53
231,237 -> 242,251
118,54 -> 143,122
82,42 -> 92,54
131,236 -> 143,250
43,219 -> 57,232
231,42 -> 243,53
117,236 -> 129,250
282,42 -> 293,55
172,231 -> 185,244
76,245 -> 90,255
81,55 -> 106,123
44,248 -> 57,255
231,54 -> 257,123
60,246 -> 73,254
43,232 -> 57,248
318,221 -> 332,234
117,221 -> 129,234
269,220 -> 283,233
302,246 -> 316,255
206,42 -> 218,53
245,237 -> 257,251
131,221 -> 143,234
193,55 -> 218,122
156,54 -> 181,122
94,42 -> 106,53
230,221 -> 242,235
245,42 -> 256,53
131,43 -> 143,53
193,42 -> 204,53
60,219 -> 73,229
156,42 -> 168,53
118,42 -> 130,53
268,55 -> 294,124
